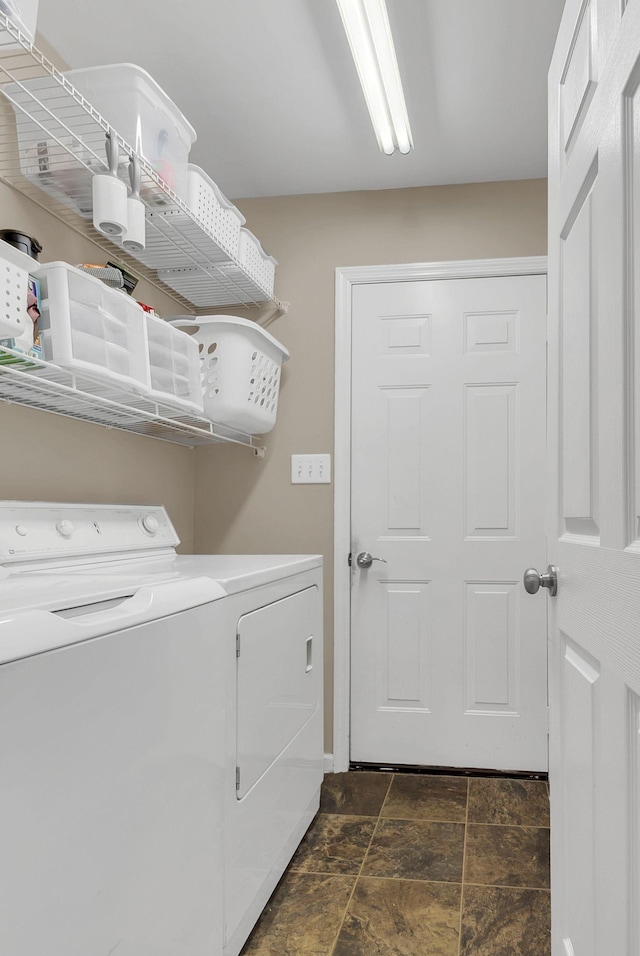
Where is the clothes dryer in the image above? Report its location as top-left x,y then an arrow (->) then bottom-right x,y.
176,554 -> 323,956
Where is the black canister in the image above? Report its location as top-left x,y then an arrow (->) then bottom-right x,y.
0,230 -> 42,259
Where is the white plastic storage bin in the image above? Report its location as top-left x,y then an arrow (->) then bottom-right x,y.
169,315 -> 289,435
35,262 -> 150,392
186,165 -> 245,258
145,313 -> 203,415
237,228 -> 277,297
0,0 -> 38,46
63,64 -> 196,200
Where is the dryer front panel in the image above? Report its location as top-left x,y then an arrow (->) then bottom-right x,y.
236,585 -> 320,800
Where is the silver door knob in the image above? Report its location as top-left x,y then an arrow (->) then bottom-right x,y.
523,564 -> 558,597
356,551 -> 387,569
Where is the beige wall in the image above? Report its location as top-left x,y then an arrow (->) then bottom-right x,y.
1,174 -> 547,748
194,179 -> 548,751
0,182 -> 197,549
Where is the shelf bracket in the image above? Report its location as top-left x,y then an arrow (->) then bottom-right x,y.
259,301 -> 289,328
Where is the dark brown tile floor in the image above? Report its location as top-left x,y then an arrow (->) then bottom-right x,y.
240,771 -> 551,956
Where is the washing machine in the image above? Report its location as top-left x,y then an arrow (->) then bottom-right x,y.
0,501 -> 323,956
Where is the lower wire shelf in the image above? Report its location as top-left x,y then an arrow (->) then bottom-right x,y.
0,348 -> 266,454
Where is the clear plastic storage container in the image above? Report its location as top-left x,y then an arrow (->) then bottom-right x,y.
35,262 -> 150,392
63,63 -> 196,200
3,87 -> 94,218
4,63 -> 196,217
186,165 -> 245,259
237,228 -> 277,297
169,315 -> 289,434
145,313 -> 203,415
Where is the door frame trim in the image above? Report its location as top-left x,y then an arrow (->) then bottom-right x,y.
333,256 -> 548,772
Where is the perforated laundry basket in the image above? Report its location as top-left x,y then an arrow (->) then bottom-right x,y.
238,228 -> 277,297
0,239 -> 31,341
186,165 -> 245,258
168,315 -> 289,435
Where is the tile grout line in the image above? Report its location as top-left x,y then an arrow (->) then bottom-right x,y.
456,777 -> 470,956
462,881 -> 551,891
465,820 -> 551,830
373,815 -> 549,829
287,869 -> 550,892
327,773 -> 396,956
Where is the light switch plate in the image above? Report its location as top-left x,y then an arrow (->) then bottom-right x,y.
291,454 -> 331,484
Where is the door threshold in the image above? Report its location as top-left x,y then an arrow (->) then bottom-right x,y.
349,762 -> 548,782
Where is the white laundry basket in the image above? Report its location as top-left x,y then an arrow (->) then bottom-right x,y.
186,165 -> 245,258
169,315 -> 289,435
0,239 -> 31,341
237,228 -> 277,297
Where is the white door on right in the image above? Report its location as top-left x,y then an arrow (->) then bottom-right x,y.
548,1 -> 640,954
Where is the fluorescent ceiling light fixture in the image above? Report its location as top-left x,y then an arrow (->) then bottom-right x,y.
336,0 -> 413,155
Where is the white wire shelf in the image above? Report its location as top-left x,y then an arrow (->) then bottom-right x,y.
0,14 -> 285,318
0,347 -> 267,453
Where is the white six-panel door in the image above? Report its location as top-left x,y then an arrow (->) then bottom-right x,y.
548,1 -> 640,953
349,272 -> 548,771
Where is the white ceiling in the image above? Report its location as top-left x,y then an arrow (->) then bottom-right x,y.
37,0 -> 565,200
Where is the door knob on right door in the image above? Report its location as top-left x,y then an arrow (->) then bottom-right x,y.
523,565 -> 558,597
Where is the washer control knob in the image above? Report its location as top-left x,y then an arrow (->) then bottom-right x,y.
141,515 -> 160,535
15,525 -> 27,537
55,519 -> 75,538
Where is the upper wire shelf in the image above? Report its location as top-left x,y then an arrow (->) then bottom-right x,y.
0,15 -> 285,318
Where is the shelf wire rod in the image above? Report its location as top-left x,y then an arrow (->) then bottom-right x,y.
0,11 -> 32,52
